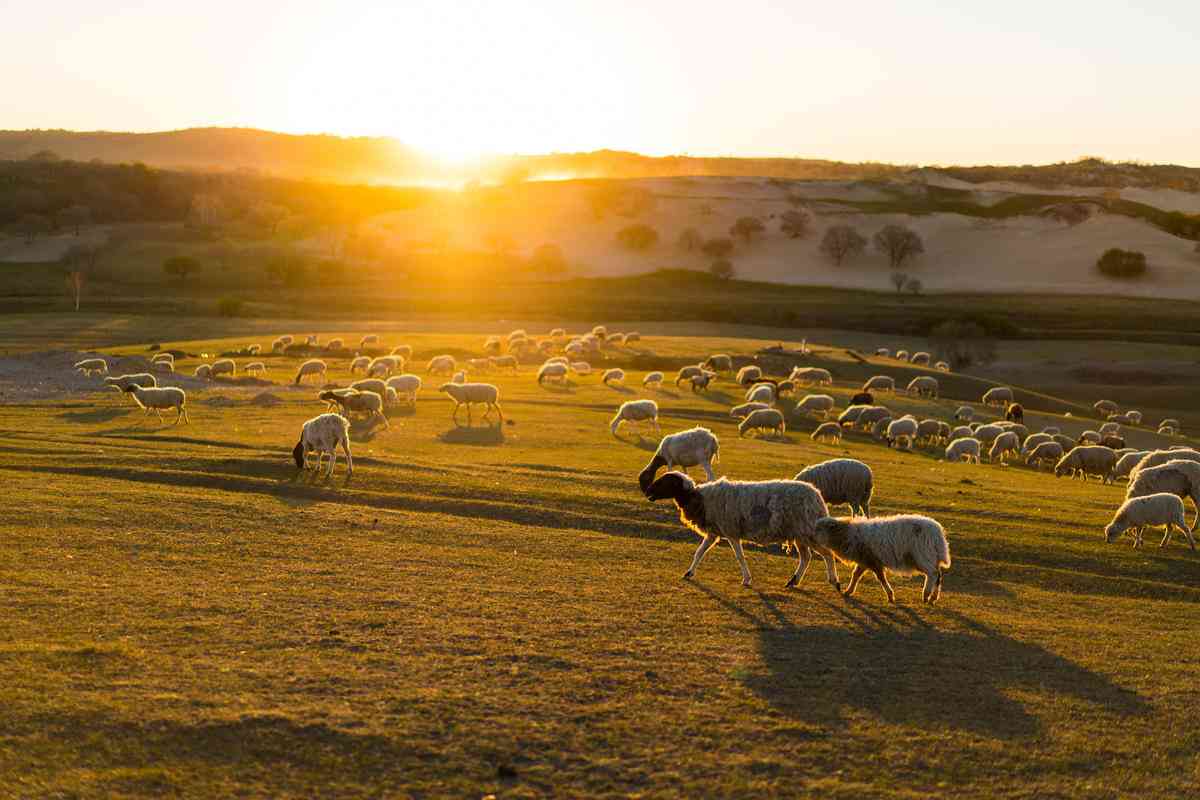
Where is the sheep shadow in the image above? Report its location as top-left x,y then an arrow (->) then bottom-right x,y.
651,388 -> 680,399
59,407 -> 130,424
349,416 -> 388,442
613,429 -> 661,449
538,382 -> 576,395
606,384 -> 636,395
438,423 -> 505,446
694,390 -> 736,405
692,585 -> 1148,739
388,404 -> 417,418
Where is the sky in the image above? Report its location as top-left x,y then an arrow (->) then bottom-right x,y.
6,0 -> 1199,165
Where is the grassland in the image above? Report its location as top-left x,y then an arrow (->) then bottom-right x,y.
1,318 -> 1198,797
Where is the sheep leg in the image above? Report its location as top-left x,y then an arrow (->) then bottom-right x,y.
683,534 -> 718,580
844,565 -> 867,597
814,547 -> 841,591
492,402 -> 503,421
933,569 -> 944,602
785,545 -> 812,588
727,538 -> 752,587
872,567 -> 897,603
326,451 -> 337,479
922,571 -> 936,603
701,461 -> 715,482
1159,524 -> 1173,548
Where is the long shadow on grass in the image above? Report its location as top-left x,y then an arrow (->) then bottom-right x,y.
438,424 -> 505,446
694,584 -> 1149,739
58,407 -> 130,424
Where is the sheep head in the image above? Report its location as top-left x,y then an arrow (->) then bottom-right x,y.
644,471 -> 696,503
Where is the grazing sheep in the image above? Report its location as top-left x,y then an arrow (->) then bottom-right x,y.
1094,400 -> 1119,416
350,356 -> 371,374
1021,432 -> 1053,453
736,365 -> 763,385
988,431 -> 1021,464
906,376 -> 939,398
862,375 -> 895,393
675,365 -> 704,386
971,423 -> 1005,446
319,387 -> 359,412
483,336 -> 502,355
686,371 -> 715,393
885,417 -> 918,450
641,371 -> 664,389
935,361 -> 950,372
1101,435 -> 1126,450
325,338 -> 345,351
537,340 -> 555,355
602,368 -> 625,386
611,399 -> 659,436
1132,450 -> 1200,479
875,348 -> 890,357
305,335 -> 319,346
1106,493 -> 1194,549
1051,433 -> 1076,452
810,422 -> 842,443
643,472 -> 833,588
1078,430 -> 1101,445
1159,425 -> 1179,436
945,437 -> 982,464
795,394 -> 836,419
451,370 -> 467,384
1054,446 -> 1118,483
359,334 -> 378,348
638,427 -> 720,490
1041,426 -> 1061,435
347,378 -> 387,398
209,359 -> 235,379
1113,450 -> 1151,481
391,345 -> 413,359
1126,460 -> 1200,531
837,405 -> 868,427
625,332 -> 641,342
739,408 -> 786,438
427,355 -> 456,375
570,361 -> 592,376
954,406 -> 974,422
775,380 -> 797,398
382,375 -> 420,405
194,364 -> 212,379
489,354 -> 518,372
367,357 -> 399,378
795,459 -> 873,516
1025,441 -> 1065,470
152,360 -> 174,374
810,515 -> 951,603
790,367 -> 833,386
745,383 -> 776,405
895,350 -> 909,361
293,413 -> 353,479
856,406 -> 892,431
1159,418 -> 1181,432
871,416 -> 893,440
537,362 -> 569,385
439,382 -> 503,425
1005,403 -> 1024,423
730,402 -> 771,420
320,388 -> 388,428
915,419 -> 942,446
982,387 -> 1014,407
1099,421 -> 1121,436
123,385 -> 188,425
909,351 -> 931,366
271,336 -> 290,352
950,425 -> 972,441
245,362 -> 266,377
702,354 -> 732,372
850,391 -> 874,406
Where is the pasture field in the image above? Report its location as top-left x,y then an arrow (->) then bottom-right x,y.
1,323 -> 1198,797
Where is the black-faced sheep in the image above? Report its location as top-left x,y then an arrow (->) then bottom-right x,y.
293,413 -> 353,478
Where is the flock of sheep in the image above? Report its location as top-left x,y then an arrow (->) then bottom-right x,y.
74,328 -> 1196,603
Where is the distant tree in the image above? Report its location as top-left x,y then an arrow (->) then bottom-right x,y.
64,270 -> 86,311
709,259 -> 734,280
529,243 -> 567,275
874,224 -> 925,269
931,320 -> 997,370
890,271 -> 909,293
677,227 -> 703,252
905,277 -> 923,295
819,225 -> 867,266
616,223 -> 658,251
163,255 -> 202,283
779,209 -> 813,239
701,237 -> 734,259
17,213 -> 51,243
1095,248 -> 1147,279
28,150 -> 60,162
265,247 -> 308,287
56,205 -> 91,235
730,216 -> 765,243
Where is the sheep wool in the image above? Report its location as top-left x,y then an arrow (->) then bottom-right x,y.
795,394 -> 835,419
386,374 -> 422,403
906,376 -> 938,397
293,413 -> 353,478
611,399 -> 659,436
537,362 -> 569,384
945,437 -> 981,464
1125,460 -> 1200,530
794,459 -> 873,517
293,359 -> 327,385
811,515 -> 951,603
1054,446 -> 1118,483
738,408 -> 785,438
1105,493 -> 1193,549
124,385 -> 189,425
810,422 -> 842,443
439,382 -> 502,424
1025,441 -> 1064,469
602,368 -> 625,386
638,427 -> 720,490
642,371 -> 664,388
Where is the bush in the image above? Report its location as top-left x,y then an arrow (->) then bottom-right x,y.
730,216 -> 765,243
779,209 -> 813,239
616,224 -> 658,252
701,237 -> 734,259
217,297 -> 244,318
709,259 -> 734,280
1096,248 -> 1147,279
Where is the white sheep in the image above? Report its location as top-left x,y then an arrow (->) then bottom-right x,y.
916,419 -> 942,446
988,431 -> 1021,464
790,367 -> 833,386
954,406 -> 974,422
1041,426 -> 1061,435
324,338 -> 344,351
123,385 -> 189,425
875,348 -> 890,357
549,327 -> 567,338
871,416 -> 893,440
738,408 -> 786,438
624,332 -> 641,342
1021,432 -> 1053,454
643,472 -> 833,588
794,394 -> 835,419
1054,446 -> 1118,483
945,437 -> 981,464
271,336 -> 290,352
1126,460 -> 1200,531
1098,421 -> 1121,436
856,406 -> 891,431
909,351 -> 931,366
293,359 -> 327,385
439,382 -> 502,425
1105,493 -> 1193,549
611,399 -> 659,436
906,376 -> 938,398
1094,399 -> 1118,416
703,354 -> 732,372
794,459 -> 873,517
210,358 -> 235,379
934,361 -> 950,372
736,365 -> 763,385
427,355 -> 457,375
885,417 -> 918,449
1130,449 -> 1200,481
982,387 -> 1014,407
638,427 -> 720,488
385,374 -> 422,404
320,387 -> 359,412
1025,441 -> 1064,470
451,370 -> 467,384
152,360 -> 175,374
293,413 -> 353,478
391,345 -> 413,359
537,362 -> 569,385
320,388 -> 389,428
305,335 -> 319,346
730,402 -> 771,420
570,361 -> 592,376
359,334 -> 378,348
674,365 -> 704,386
810,422 -> 842,443
1078,430 -> 1101,445
602,368 -> 625,386
745,384 -> 776,405
837,405 -> 868,427
1113,450 -> 1151,481
862,375 -> 895,393
972,423 -> 1005,445
245,344 -> 261,355
895,350 -> 909,361
949,425 -> 972,441
492,355 -> 519,372
350,378 -> 388,398
642,371 -> 664,389
350,356 -> 371,374
810,515 -> 952,603
245,362 -> 266,377
368,357 -> 399,378
104,373 -> 157,403
151,352 -> 174,365
194,364 -> 212,379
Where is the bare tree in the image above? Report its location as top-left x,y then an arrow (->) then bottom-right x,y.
819,225 -> 867,266
874,224 -> 925,269
779,209 -> 813,239
890,272 -> 909,293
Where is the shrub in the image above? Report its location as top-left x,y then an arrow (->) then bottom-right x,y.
616,224 -> 658,251
217,297 -> 244,318
730,216 -> 765,243
905,277 -> 923,295
779,209 -> 813,239
701,237 -> 734,259
1096,248 -> 1147,279
709,259 -> 734,280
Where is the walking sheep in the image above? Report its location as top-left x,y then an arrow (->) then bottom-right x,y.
386,374 -> 422,404
795,459 -> 873,517
810,515 -> 951,603
74,358 -> 108,376
123,385 -> 189,425
293,413 -> 353,479
611,399 -> 659,436
1105,493 -> 1193,549
638,427 -> 720,489
439,382 -> 503,425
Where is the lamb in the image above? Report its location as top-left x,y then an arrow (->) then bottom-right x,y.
738,408 -> 786,438
194,364 -> 212,379
794,394 -> 835,419
1130,449 -> 1200,481
675,365 -> 704,386
1113,450 -> 1151,480
987,431 -> 1021,464
810,422 -> 842,443
642,371 -> 664,389
982,387 -> 1014,407
427,355 -> 456,375
954,406 -> 974,422
702,354 -> 732,372
1054,446 -> 1118,483
794,459 -> 872,516
320,387 -> 359,412
439,382 -> 503,425
1105,493 -> 1192,549
123,385 -> 189,425
638,427 -> 720,490
74,358 -> 108,376
611,399 -> 659,436
537,362 -> 569,385
862,375 -> 895,393
790,367 -> 833,386
245,362 -> 266,377
909,351 -> 931,366
1093,399 -> 1118,416
602,368 -> 625,386
292,413 -> 353,479
1126,460 -> 1200,531
810,515 -> 951,603
350,356 -> 371,374
745,383 -> 776,405
690,371 -> 716,393
570,361 -> 592,376
736,365 -> 763,385
642,472 -> 833,588
730,402 -> 771,419
1025,441 -> 1065,470
945,437 -> 981,464
885,417 -> 919,450
906,376 -> 939,398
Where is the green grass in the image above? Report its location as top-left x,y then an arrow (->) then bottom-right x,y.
1,325 -> 1199,797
